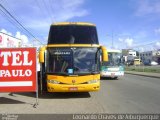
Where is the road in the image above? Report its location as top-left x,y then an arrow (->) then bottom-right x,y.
0,74 -> 160,114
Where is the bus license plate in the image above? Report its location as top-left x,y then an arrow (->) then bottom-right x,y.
69,87 -> 78,91
111,73 -> 115,77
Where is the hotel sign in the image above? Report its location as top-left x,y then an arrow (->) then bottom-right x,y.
0,48 -> 37,92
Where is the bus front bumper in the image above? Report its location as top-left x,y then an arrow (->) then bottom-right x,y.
100,71 -> 124,78
47,82 -> 100,92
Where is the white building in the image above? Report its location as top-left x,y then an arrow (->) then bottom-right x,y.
140,50 -> 160,64
0,32 -> 21,48
128,50 -> 137,57
122,49 -> 137,63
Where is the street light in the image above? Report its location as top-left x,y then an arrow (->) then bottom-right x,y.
106,31 -> 115,49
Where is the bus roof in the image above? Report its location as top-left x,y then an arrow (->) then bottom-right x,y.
107,49 -> 121,53
51,22 -> 95,26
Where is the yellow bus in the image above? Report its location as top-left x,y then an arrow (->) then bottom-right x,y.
39,22 -> 108,92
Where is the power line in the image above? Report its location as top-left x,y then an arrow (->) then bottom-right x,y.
35,0 -> 52,24
0,3 -> 41,43
0,0 -> 35,37
130,40 -> 160,48
0,31 -> 21,40
0,3 -> 43,44
0,7 -> 20,30
49,0 -> 56,23
2,0 -> 26,30
42,0 -> 53,22
0,6 -> 31,37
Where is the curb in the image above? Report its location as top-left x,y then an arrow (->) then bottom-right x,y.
125,71 -> 160,79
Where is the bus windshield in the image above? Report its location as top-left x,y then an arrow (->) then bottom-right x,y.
103,52 -> 122,66
46,47 -> 100,75
48,25 -> 99,44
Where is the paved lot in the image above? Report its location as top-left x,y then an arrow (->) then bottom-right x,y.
0,74 -> 160,114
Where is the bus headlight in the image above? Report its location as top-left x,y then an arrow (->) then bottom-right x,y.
87,80 -> 99,84
47,80 -> 60,84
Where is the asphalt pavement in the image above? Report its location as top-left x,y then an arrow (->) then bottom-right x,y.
0,74 -> 160,115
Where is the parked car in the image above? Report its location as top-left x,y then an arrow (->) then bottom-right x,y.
151,61 -> 158,66
143,60 -> 151,66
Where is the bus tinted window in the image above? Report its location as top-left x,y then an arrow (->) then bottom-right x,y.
103,52 -> 123,66
48,25 -> 99,44
46,47 -> 100,75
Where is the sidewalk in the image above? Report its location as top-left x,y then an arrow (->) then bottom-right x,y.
125,71 -> 160,78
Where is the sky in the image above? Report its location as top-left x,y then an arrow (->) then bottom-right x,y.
0,0 -> 160,51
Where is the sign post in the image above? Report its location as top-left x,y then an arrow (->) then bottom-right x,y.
0,48 -> 38,107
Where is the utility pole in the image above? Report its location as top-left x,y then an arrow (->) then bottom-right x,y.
111,31 -> 113,48
107,31 -> 114,49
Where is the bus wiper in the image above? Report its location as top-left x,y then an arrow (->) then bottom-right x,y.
46,72 -> 69,76
88,68 -> 98,75
91,71 -> 98,74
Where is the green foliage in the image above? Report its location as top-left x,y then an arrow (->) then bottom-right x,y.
125,66 -> 160,73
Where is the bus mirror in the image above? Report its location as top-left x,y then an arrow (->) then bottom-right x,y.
39,46 -> 46,63
101,46 -> 108,62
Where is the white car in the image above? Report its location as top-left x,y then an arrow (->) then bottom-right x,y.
151,61 -> 158,65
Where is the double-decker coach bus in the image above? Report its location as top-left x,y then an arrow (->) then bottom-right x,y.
39,22 -> 108,92
101,49 -> 124,79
